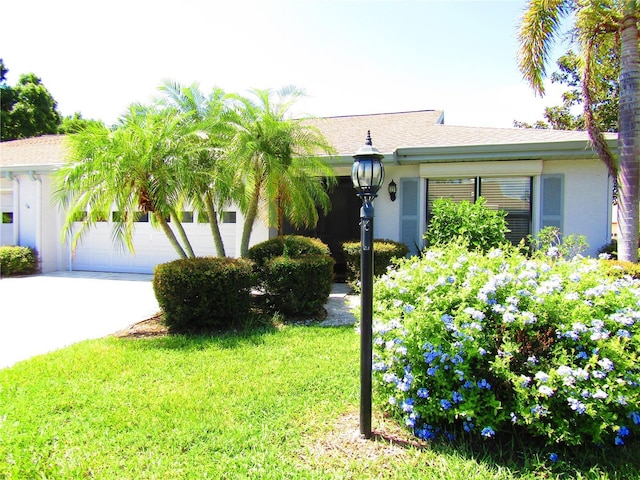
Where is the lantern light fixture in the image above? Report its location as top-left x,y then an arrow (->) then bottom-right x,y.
388,179 -> 397,202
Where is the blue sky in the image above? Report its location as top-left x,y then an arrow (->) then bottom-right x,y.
1,0 -> 573,128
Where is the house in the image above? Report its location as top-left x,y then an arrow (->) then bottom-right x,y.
0,110 -> 615,275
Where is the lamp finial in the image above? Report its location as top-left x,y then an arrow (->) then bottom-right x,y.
365,130 -> 372,146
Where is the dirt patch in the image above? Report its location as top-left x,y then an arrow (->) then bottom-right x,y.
113,313 -> 168,338
299,410 -> 429,470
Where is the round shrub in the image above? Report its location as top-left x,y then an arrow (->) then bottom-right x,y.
153,257 -> 255,333
370,243 -> 640,446
247,235 -> 330,271
262,254 -> 335,316
342,239 -> 409,285
0,246 -> 38,277
424,197 -> 508,253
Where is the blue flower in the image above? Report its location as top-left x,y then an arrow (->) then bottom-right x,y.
452,391 -> 464,404
549,453 -> 558,462
417,388 -> 430,399
567,397 -> 586,414
477,379 -> 491,390
462,380 -> 474,389
463,420 -> 475,432
615,436 -> 625,446
481,426 -> 495,438
618,426 -> 630,437
401,398 -> 415,413
576,351 -> 588,360
440,399 -> 452,410
629,412 -> 640,425
427,366 -> 439,376
415,424 -> 435,440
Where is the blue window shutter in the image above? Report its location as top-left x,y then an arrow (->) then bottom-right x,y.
540,175 -> 564,231
400,178 -> 420,255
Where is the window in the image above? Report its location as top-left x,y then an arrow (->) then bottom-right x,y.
1,212 -> 13,224
479,177 -> 532,244
222,211 -> 237,224
427,176 -> 532,244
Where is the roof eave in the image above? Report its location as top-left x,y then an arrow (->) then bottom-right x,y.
395,139 -> 618,163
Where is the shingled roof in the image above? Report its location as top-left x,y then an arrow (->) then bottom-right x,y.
1,135 -> 67,170
1,111 -> 616,169
304,110 -> 610,157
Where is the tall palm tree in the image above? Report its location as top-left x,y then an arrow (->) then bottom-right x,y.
54,105 -> 201,259
157,80 -> 234,257
518,0 -> 640,262
227,87 -> 337,257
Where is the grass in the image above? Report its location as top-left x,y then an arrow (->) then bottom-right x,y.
0,324 -> 638,479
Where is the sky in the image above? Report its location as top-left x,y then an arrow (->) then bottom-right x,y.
1,0 -> 574,129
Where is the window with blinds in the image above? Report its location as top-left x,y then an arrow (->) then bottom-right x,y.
480,177 -> 532,243
427,177 -> 532,244
426,178 -> 476,223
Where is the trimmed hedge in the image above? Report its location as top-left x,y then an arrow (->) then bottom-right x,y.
247,235 -> 330,270
0,246 -> 38,277
248,235 -> 334,317
153,257 -> 255,333
342,239 -> 409,284
262,255 -> 335,315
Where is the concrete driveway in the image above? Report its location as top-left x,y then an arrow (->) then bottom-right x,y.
0,271 -> 159,369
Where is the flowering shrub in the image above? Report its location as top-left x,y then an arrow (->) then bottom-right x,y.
371,243 -> 640,446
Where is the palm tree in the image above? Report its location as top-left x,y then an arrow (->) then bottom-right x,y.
518,0 -> 640,262
157,80 -> 235,257
227,87 -> 337,257
54,105 -> 202,259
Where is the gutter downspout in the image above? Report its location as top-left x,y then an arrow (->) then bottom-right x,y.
28,171 -> 42,265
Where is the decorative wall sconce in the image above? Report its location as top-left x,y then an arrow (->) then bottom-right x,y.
388,179 -> 397,202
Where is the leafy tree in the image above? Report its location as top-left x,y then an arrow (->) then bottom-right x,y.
54,105 -> 205,258
515,46 -> 620,131
57,112 -> 105,134
1,64 -> 61,141
518,0 -> 640,262
226,87 -> 337,257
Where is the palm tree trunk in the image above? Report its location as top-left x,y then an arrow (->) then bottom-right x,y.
155,214 -> 188,259
617,1 -> 640,263
169,208 -> 196,258
240,189 -> 260,258
205,192 -> 226,257
582,37 -> 618,180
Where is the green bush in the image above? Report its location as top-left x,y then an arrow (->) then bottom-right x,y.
0,246 -> 38,277
153,257 -> 255,333
527,226 -> 588,259
600,259 -> 640,280
371,243 -> 640,446
423,197 -> 509,253
342,239 -> 409,285
247,235 -> 330,271
262,255 -> 335,316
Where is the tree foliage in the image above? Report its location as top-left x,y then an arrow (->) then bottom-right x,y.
518,0 -> 640,263
515,47 -> 619,132
0,60 -> 62,141
54,83 -> 337,261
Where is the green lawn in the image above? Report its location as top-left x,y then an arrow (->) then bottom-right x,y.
0,325 -> 637,479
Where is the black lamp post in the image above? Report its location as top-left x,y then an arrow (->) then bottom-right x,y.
351,130 -> 385,439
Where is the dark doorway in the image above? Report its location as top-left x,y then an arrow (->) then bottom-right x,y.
283,176 -> 361,281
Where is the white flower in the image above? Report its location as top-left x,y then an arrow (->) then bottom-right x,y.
538,385 -> 555,397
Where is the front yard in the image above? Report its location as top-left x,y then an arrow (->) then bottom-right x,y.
0,324 -> 638,479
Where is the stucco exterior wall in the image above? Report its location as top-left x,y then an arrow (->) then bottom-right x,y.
540,158 -> 612,255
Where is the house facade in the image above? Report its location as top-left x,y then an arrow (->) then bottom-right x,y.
0,110 -> 615,275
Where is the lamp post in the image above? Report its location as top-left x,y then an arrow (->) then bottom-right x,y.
351,130 -> 385,439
